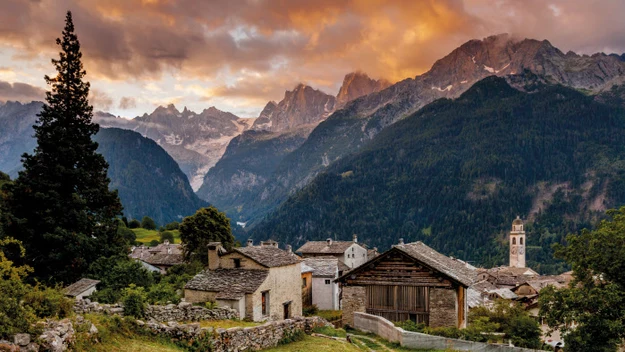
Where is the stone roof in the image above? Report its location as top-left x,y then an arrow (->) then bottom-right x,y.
184,269 -> 269,295
296,240 -> 356,254
64,278 -> 100,297
481,266 -> 539,278
234,246 -> 300,268
394,242 -> 477,287
470,279 -> 499,293
467,288 -> 485,308
337,260 -> 351,273
301,263 -> 315,274
303,258 -> 339,277
142,253 -> 184,266
488,288 -> 518,300
130,242 -> 182,261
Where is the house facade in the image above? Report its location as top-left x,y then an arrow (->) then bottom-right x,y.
338,241 -> 476,328
184,240 -> 302,322
303,257 -> 340,310
296,235 -> 368,269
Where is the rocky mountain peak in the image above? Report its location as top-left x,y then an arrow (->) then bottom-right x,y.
252,84 -> 336,132
336,71 -> 391,108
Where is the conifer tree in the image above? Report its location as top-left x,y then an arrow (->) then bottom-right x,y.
4,11 -> 124,284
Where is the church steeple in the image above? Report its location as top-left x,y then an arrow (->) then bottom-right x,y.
509,216 -> 526,268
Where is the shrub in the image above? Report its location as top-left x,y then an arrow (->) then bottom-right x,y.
141,216 -> 157,230
149,239 -> 160,247
205,301 -> 218,309
303,304 -> 318,316
396,320 -> 426,332
128,219 -> 141,228
160,231 -> 175,244
147,282 -> 180,304
122,284 -> 147,318
164,221 -> 179,230
23,285 -> 73,319
118,227 -> 136,245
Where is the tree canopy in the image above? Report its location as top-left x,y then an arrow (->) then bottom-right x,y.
540,206 -> 625,352
2,12 -> 124,284
179,206 -> 233,262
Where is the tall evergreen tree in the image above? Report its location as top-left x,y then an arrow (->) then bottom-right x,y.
3,12 -> 124,284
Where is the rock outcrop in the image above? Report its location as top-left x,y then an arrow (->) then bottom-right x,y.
336,71 -> 391,108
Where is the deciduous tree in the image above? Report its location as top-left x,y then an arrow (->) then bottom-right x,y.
179,206 -> 233,262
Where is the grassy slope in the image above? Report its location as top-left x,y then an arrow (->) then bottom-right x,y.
262,335 -> 360,352
131,228 -> 180,244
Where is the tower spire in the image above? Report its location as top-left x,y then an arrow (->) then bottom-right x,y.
509,216 -> 526,268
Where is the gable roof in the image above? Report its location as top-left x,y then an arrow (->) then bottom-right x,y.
339,241 -> 476,287
142,253 -> 184,266
303,258 -> 339,277
64,278 -> 100,297
394,242 -> 477,287
296,240 -> 357,254
488,288 -> 518,300
233,246 -> 300,268
184,268 -> 269,295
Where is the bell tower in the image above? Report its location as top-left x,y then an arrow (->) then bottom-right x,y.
509,216 -> 526,268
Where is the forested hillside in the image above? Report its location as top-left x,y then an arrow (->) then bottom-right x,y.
95,128 -> 207,225
251,77 -> 625,274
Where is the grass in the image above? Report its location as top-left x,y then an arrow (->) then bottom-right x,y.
132,228 -> 180,244
78,334 -> 185,352
197,319 -> 261,329
317,310 -> 342,322
262,335 -> 360,352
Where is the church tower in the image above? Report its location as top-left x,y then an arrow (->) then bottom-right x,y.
509,216 -> 526,268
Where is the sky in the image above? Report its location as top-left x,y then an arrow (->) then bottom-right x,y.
2,0 -> 625,118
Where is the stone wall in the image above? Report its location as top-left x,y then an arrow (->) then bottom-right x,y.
354,312 -> 547,352
342,285 -> 366,326
143,316 -> 329,351
73,299 -> 238,322
429,287 -> 457,328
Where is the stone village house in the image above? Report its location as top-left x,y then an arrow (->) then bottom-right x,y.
302,257 -> 340,310
338,240 -> 476,328
184,240 -> 302,322
297,235 -> 369,270
129,240 -> 184,274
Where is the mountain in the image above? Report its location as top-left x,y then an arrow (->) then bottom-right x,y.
250,76 -> 625,274
0,103 -> 205,225
95,105 -> 255,190
336,71 -> 391,108
94,128 -> 207,225
0,101 -> 42,176
223,34 -> 625,226
196,127 -> 311,221
198,72 -> 390,214
252,84 -> 336,132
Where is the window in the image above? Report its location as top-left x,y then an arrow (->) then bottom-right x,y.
352,247 -> 354,252
520,238 -> 524,245
233,258 -> 241,268
512,238 -> 516,245
302,277 -> 307,288
325,279 -> 331,285
262,291 -> 269,316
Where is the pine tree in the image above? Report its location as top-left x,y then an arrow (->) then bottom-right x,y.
4,11 -> 124,284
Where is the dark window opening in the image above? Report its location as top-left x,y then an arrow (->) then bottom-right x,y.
233,258 -> 241,268
262,291 -> 269,316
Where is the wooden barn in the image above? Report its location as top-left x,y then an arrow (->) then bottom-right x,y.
337,241 -> 476,328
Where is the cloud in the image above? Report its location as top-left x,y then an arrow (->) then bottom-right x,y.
2,0 -> 625,110
118,96 -> 136,109
89,89 -> 113,111
0,80 -> 45,102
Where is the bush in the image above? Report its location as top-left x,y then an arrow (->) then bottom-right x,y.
149,239 -> 160,247
205,301 -> 218,309
122,284 -> 147,318
303,304 -> 318,316
141,216 -> 157,230
23,285 -> 73,319
164,221 -> 179,230
160,231 -> 175,244
147,282 -> 180,305
128,219 -> 141,228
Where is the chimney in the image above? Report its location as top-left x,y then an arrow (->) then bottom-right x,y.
207,242 -> 223,270
353,234 -> 358,243
247,238 -> 253,247
286,245 -> 292,253
398,238 -> 404,245
326,238 -> 333,246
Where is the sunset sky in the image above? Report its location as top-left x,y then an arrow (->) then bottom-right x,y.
2,0 -> 625,118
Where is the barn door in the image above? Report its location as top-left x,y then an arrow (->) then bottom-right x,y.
365,285 -> 429,324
